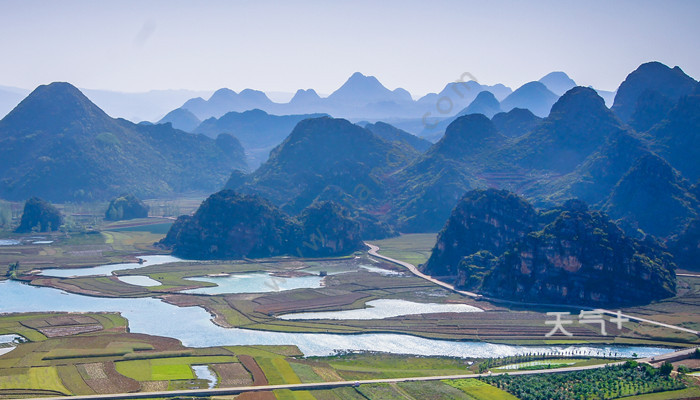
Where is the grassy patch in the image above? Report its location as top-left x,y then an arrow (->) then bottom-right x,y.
445,379 -> 519,400
273,389 -> 317,400
398,380 -> 472,399
621,387 -> 700,399
0,366 -> 69,394
323,353 -> 471,380
368,233 -> 438,267
356,382 -> 411,399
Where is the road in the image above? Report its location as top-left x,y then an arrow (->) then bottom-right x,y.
29,346 -> 700,400
365,242 -> 700,336
24,245 -> 700,400
365,243 -> 481,298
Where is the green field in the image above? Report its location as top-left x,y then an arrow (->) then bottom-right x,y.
445,379 -> 520,400
368,233 -> 438,267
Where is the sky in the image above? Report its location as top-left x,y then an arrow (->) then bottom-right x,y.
1,0 -> 698,96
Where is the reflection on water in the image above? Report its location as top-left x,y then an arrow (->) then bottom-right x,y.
39,255 -> 181,277
0,280 -> 671,359
279,299 -> 482,320
183,272 -> 324,294
192,365 -> 217,388
117,275 -> 161,287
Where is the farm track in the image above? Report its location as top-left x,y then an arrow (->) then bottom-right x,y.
25,347 -> 700,400
365,242 -> 700,337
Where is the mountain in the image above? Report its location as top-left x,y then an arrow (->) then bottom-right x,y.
538,71 -> 576,95
594,89 -> 617,107
424,190 -> 676,306
417,80 -> 512,107
105,194 -> 149,221
423,189 -> 538,278
288,89 -> 323,111
669,218 -> 700,270
393,114 -> 507,232
194,109 -> 327,168
644,87 -> 700,181
227,116 -> 417,214
158,108 -> 201,132
628,90 -> 675,132
159,191 -> 301,259
16,197 -> 62,233
0,86 -> 29,119
417,81 -> 512,139
611,61 -> 697,123
0,82 -> 247,201
158,191 -> 364,259
296,201 -> 363,257
603,154 -> 699,238
82,88 -> 212,122
491,108 -> 542,138
506,86 -> 625,173
327,72 -> 412,106
500,81 -> 559,117
182,88 -> 276,119
545,130 -> 650,206
457,91 -> 501,118
364,121 -> 432,152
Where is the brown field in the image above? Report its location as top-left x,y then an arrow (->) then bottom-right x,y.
238,355 -> 268,386
212,362 -> 254,386
235,391 -> 276,400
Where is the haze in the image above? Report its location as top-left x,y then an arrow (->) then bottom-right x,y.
1,0 -> 699,96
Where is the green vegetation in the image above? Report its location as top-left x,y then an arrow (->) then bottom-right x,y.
15,197 -> 62,233
0,366 -> 70,394
481,363 -> 688,400
445,379 -> 520,400
368,233 -> 438,267
426,190 -> 677,307
160,191 -> 365,259
0,82 -> 247,202
105,194 -> 149,221
321,353 -> 471,380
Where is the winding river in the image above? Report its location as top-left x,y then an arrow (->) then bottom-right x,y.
0,279 -> 671,359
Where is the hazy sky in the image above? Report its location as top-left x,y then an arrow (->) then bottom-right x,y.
1,0 -> 698,96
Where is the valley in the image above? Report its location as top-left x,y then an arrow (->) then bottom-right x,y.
1,5 -> 699,394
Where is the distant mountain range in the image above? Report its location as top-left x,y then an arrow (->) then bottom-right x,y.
193,109 -> 327,168
217,62 -> 699,247
170,71 -> 613,134
2,62 -> 697,273
0,85 -> 211,122
0,83 -> 246,201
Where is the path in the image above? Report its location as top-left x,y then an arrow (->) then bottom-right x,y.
365,242 -> 700,336
29,347 -> 699,400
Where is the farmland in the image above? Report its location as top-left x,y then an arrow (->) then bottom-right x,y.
1,219 -> 700,398
3,226 -> 699,347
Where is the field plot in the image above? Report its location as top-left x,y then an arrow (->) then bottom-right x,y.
0,312 -> 257,396
0,225 -> 166,278
321,353 -> 472,380
368,233 -> 438,267
445,378 -> 520,400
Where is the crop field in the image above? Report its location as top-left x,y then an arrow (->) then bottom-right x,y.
5,222 -> 698,348
368,233 -> 438,267
320,353 -> 472,380
445,378 -> 520,400
0,312 -> 257,396
1,312 -> 698,399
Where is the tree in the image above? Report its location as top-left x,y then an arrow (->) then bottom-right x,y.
659,361 -> 673,375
